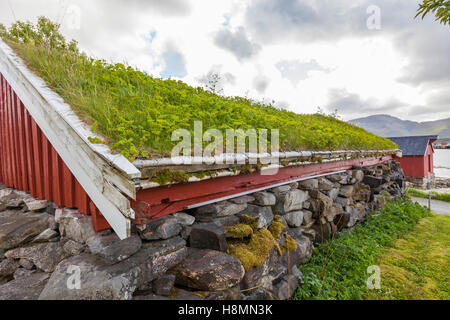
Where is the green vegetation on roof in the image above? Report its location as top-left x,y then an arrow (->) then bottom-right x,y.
0,18 -> 397,161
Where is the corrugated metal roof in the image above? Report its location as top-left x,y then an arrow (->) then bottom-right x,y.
387,135 -> 438,156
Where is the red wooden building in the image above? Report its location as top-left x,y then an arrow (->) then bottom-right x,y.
388,135 -> 438,188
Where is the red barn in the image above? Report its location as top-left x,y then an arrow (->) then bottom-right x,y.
388,135 -> 438,188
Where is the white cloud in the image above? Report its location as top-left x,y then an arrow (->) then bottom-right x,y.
0,0 -> 448,122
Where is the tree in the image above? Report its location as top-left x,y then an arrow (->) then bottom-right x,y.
416,0 -> 450,25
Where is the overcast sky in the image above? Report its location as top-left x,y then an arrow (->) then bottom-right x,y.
1,0 -> 449,122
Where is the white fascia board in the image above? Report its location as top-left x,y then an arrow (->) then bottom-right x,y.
0,40 -> 135,239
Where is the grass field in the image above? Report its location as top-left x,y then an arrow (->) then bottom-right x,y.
368,214 -> 450,300
0,18 -> 397,161
294,198 -> 432,300
406,187 -> 450,203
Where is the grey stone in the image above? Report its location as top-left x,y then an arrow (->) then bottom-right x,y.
32,228 -> 59,243
285,231 -> 314,265
212,215 -> 240,227
339,185 -> 355,198
243,288 -> 274,300
269,185 -> 291,195
173,212 -> 195,226
40,242 -> 187,300
309,191 -> 333,215
13,268 -> 36,279
152,274 -> 176,296
335,197 -> 353,207
253,192 -> 276,206
318,178 -> 334,191
139,216 -> 182,240
284,211 -> 304,228
240,248 -> 278,290
19,258 -> 34,270
352,170 -> 364,182
327,188 -> 340,201
363,176 -> 384,188
189,223 -> 227,252
273,274 -> 299,300
323,204 -> 344,223
230,195 -> 256,204
63,240 -> 86,255
57,209 -> 96,244
327,174 -> 344,183
298,179 -> 318,191
204,286 -> 242,300
194,201 -> 247,218
0,211 -> 56,250
0,272 -> 50,300
302,210 -> 314,225
240,205 -> 274,229
87,233 -> 142,265
0,258 -> 20,278
273,190 -> 309,215
5,242 -> 70,273
24,199 -> 48,212
171,248 -> 245,291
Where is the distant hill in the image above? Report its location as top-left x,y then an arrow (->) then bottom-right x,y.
349,114 -> 450,138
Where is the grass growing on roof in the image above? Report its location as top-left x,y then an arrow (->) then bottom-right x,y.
0,17 -> 398,161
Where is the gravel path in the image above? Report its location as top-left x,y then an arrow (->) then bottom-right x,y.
411,197 -> 450,216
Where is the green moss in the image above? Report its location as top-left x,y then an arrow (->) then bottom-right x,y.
282,234 -> 298,252
239,214 -> 259,231
225,223 -> 254,239
227,228 -> 280,271
269,216 -> 286,239
149,170 -> 190,185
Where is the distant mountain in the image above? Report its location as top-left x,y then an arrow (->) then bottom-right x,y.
349,114 -> 450,138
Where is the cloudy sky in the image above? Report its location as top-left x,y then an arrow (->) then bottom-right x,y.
1,0 -> 449,122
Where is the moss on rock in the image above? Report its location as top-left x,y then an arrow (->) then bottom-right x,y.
225,224 -> 254,239
282,234 -> 298,253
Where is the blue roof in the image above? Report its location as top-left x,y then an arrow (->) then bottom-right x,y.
388,135 -> 438,156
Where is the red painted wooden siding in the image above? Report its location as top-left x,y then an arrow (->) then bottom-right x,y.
394,143 -> 434,178
0,73 -> 110,231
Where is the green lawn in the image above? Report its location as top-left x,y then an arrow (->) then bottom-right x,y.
0,18 -> 397,161
294,198 -> 433,300
368,214 -> 450,300
406,187 -> 450,203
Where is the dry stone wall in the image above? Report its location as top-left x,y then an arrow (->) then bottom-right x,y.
0,160 -> 405,300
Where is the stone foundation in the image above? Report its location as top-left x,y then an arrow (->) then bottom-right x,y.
0,160 -> 405,300
405,173 -> 435,189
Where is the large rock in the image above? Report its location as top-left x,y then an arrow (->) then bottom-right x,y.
272,190 -> 309,215
171,248 -> 245,291
284,211 -> 304,228
0,258 -> 20,278
57,209 -> 96,244
194,201 -> 247,219
351,170 -> 364,182
240,248 -> 279,290
40,240 -> 187,300
139,216 -> 182,240
24,199 -> 48,212
272,274 -> 299,300
298,179 -> 318,191
363,176 -> 384,188
318,178 -> 334,191
339,185 -> 355,198
0,272 -> 50,300
189,223 -> 227,252
285,230 -> 314,266
31,228 -> 59,243
152,274 -> 176,296
5,242 -> 70,273
239,205 -> 274,229
87,233 -> 142,265
253,192 -> 277,206
309,191 -> 333,215
0,211 -> 56,250
173,212 -> 195,226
